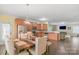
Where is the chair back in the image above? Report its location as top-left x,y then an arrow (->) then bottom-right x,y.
35,36 -> 47,55
5,39 -> 15,55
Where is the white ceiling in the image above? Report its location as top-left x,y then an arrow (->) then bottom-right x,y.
0,4 -> 79,23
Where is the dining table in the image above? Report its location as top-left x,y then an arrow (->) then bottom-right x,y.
13,39 -> 35,53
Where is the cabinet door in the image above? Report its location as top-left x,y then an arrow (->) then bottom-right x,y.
15,18 -> 24,25
37,24 -> 45,31
43,24 -> 48,31
37,24 -> 41,30
32,23 -> 37,29
36,31 -> 45,37
48,32 -> 59,41
27,24 -> 32,31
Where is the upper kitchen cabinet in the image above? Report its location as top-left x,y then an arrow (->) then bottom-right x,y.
37,23 -> 48,31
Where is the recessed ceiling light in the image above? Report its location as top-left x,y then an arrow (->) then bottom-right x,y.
39,17 -> 47,21
60,22 -> 65,24
59,22 -> 66,25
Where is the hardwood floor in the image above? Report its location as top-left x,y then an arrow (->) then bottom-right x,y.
47,37 -> 79,55
1,37 -> 79,55
0,44 -> 5,55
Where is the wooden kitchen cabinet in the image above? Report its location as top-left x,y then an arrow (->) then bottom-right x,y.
15,18 -> 25,25
32,22 -> 37,30
36,31 -> 45,37
43,24 -> 48,31
48,32 -> 60,41
35,23 -> 48,37
37,23 -> 48,31
37,23 -> 43,30
26,24 -> 32,31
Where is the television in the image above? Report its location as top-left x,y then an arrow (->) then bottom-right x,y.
59,26 -> 66,30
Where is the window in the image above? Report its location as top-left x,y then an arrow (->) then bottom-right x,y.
72,25 -> 79,33
2,24 -> 11,41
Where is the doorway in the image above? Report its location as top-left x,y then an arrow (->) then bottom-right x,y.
2,24 -> 11,41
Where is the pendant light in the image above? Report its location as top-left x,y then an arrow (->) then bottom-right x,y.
24,4 -> 31,25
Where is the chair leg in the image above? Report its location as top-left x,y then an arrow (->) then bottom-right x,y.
27,49 -> 32,55
44,46 -> 48,55
5,50 -> 7,55
16,49 -> 20,54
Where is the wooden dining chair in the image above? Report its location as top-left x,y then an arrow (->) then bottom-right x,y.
29,36 -> 47,55
4,39 -> 29,55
